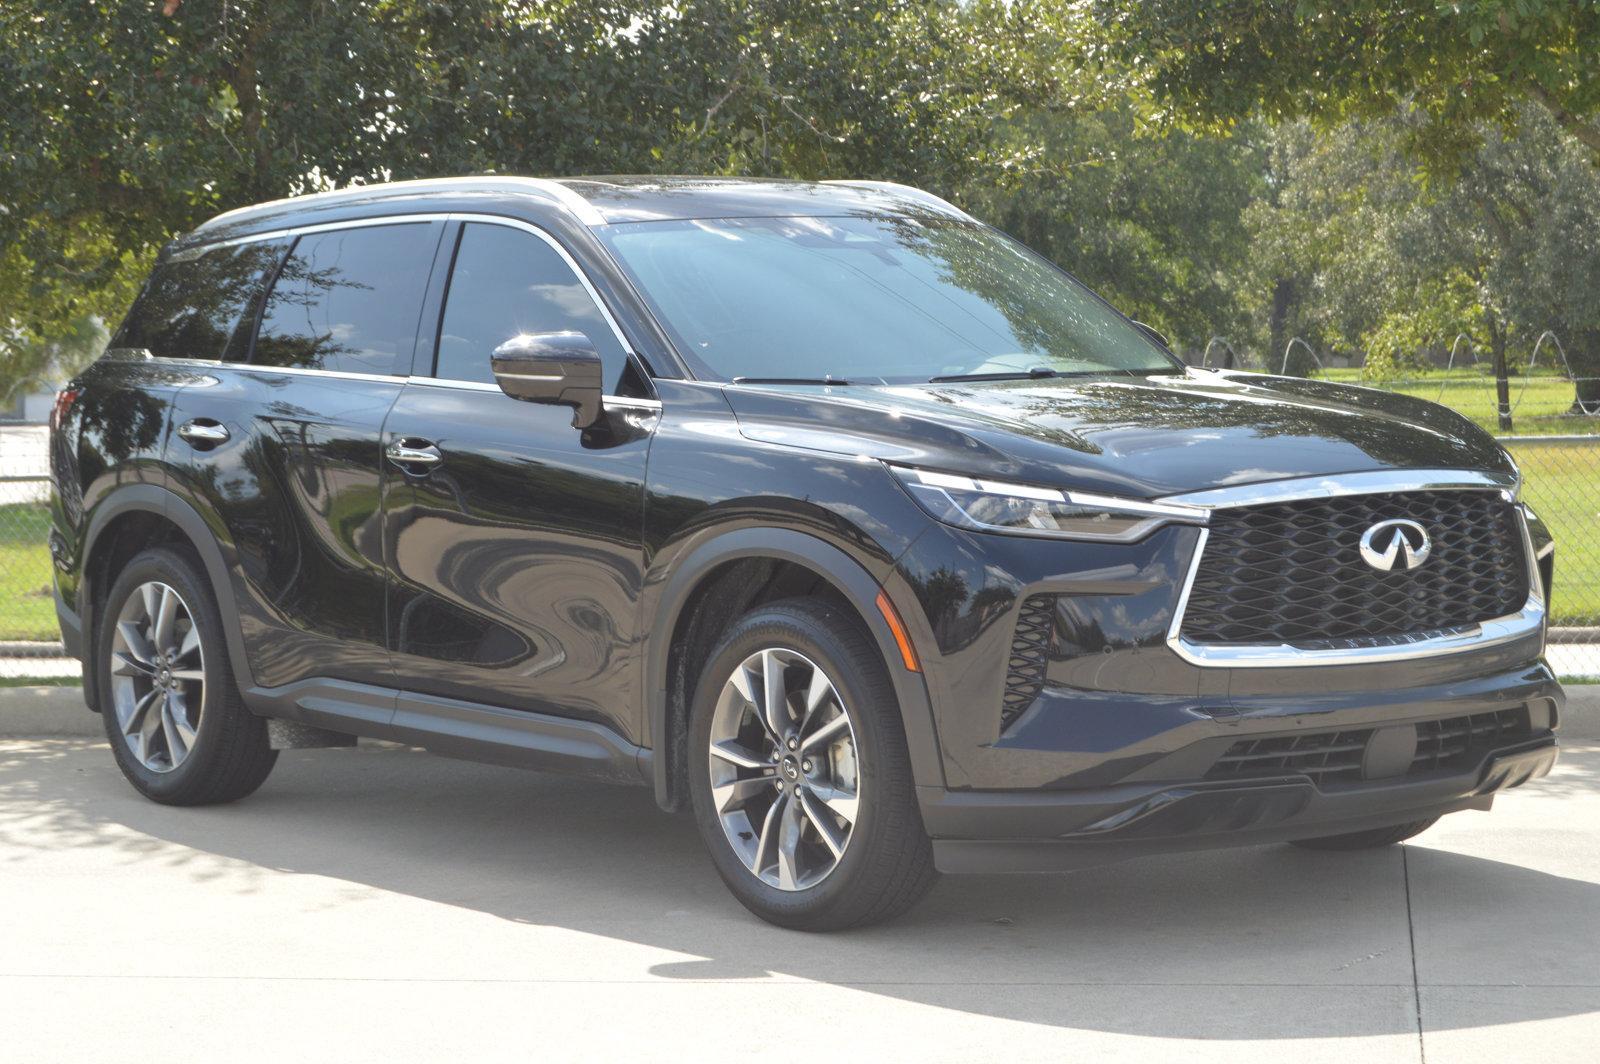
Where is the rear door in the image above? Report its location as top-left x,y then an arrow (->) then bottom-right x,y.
380,219 -> 657,740
167,219 -> 444,691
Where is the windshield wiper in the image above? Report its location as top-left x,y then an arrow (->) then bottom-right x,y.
732,375 -> 855,386
927,367 -> 1059,383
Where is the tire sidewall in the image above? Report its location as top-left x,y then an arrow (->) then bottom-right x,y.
96,548 -> 231,800
687,601 -> 908,924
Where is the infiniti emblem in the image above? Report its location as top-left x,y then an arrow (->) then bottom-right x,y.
1359,519 -> 1432,572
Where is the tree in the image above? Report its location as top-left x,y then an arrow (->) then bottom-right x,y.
1093,1 -> 1600,172
0,0 -> 1054,381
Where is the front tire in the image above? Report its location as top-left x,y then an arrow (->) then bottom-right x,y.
96,547 -> 277,805
687,597 -> 937,930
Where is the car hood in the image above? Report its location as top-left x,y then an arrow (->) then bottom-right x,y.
721,369 -> 1515,499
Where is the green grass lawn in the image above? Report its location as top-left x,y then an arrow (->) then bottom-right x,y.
1318,366 -> 1598,437
1503,440 -> 1600,627
0,503 -> 58,642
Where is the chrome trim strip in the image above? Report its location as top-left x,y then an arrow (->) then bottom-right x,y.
1160,469 -> 1520,510
1165,504 -> 1545,668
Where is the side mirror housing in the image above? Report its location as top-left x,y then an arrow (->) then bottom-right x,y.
491,332 -> 604,428
1132,320 -> 1171,350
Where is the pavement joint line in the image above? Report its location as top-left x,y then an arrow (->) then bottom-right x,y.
1,974 -> 1597,988
1402,845 -> 1427,1064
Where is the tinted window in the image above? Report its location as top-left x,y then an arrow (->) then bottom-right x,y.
434,223 -> 627,387
598,216 -> 1179,384
114,240 -> 286,362
252,223 -> 437,375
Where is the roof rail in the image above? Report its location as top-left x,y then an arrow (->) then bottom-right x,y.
198,175 -> 605,232
819,180 -> 975,222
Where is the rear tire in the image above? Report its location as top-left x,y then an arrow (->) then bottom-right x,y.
1289,817 -> 1439,850
687,597 -> 936,930
96,547 -> 277,805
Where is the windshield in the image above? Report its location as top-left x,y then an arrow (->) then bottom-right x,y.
597,214 -> 1180,384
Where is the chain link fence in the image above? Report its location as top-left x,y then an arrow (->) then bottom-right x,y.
2,419 -> 76,684
1,414 -> 1596,683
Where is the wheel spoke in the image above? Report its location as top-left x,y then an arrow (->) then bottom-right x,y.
160,699 -> 190,765
800,711 -> 849,753
799,787 -> 847,860
170,668 -> 205,684
177,625 -> 202,662
139,583 -> 161,625
800,668 -> 832,731
808,780 -> 860,827
752,792 -> 786,875
111,651 -> 155,678
152,586 -> 178,654
712,773 -> 776,814
710,739 -> 770,770
138,692 -> 165,755
120,687 -> 159,737
116,621 -> 156,667
776,790 -> 804,890
761,650 -> 791,739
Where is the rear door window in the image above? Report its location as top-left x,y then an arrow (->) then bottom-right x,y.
251,222 -> 439,376
113,239 -> 287,362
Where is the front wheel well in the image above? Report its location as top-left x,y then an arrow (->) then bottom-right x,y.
660,557 -> 864,811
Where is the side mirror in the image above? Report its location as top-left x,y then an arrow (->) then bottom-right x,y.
1132,320 -> 1171,350
491,331 -> 604,428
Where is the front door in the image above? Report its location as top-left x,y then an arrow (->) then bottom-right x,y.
381,220 -> 657,741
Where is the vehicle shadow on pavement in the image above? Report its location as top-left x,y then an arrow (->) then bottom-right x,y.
4,739 -> 1596,1040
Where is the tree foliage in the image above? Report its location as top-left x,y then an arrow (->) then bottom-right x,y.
1093,0 -> 1600,172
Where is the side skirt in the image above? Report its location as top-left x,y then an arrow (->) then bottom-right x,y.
243,678 -> 650,786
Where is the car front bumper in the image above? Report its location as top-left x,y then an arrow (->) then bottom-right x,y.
921,733 -> 1557,873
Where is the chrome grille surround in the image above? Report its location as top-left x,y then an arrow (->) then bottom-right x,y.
1160,470 -> 1545,668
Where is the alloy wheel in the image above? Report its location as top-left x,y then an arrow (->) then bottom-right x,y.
108,581 -> 205,773
707,647 -> 861,891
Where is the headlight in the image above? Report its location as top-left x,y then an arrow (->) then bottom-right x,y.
890,466 -> 1208,542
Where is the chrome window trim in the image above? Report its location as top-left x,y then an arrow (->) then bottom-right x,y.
141,212 -> 650,391
402,375 -> 661,411
1158,468 -> 1520,510
1165,496 -> 1545,668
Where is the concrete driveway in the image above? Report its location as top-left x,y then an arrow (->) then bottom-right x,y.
1,698 -> 1595,1062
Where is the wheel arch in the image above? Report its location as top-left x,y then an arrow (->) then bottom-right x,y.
79,484 -> 255,714
644,527 -> 943,811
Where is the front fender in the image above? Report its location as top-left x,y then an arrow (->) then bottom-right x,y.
640,524 -> 945,809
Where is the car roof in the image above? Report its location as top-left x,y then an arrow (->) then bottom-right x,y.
179,175 -> 974,250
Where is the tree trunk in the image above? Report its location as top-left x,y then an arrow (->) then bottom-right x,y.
1488,315 -> 1513,432
1569,327 -> 1600,415
1268,278 -> 1295,374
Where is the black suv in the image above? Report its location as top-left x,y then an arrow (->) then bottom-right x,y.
49,177 -> 1562,929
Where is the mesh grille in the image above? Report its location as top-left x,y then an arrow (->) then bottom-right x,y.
1413,707 -> 1532,773
1207,729 -> 1375,787
1001,595 -> 1055,731
1180,490 -> 1528,647
1205,707 -> 1535,787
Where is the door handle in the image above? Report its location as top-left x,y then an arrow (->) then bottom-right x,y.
386,439 -> 443,471
177,419 -> 229,446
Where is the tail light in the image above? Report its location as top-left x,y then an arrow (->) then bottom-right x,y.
50,386 -> 80,434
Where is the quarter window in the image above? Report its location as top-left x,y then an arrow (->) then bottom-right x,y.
251,223 -> 438,375
113,240 -> 287,362
433,223 -> 627,387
